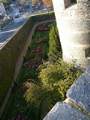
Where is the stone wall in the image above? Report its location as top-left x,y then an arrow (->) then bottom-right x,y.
43,67 -> 90,120
52,0 -> 90,67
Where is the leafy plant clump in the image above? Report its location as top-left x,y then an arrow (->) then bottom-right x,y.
24,57 -> 82,120
48,23 -> 61,61
38,57 -> 82,100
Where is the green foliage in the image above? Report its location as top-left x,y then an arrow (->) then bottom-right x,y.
24,82 -> 61,120
48,23 -> 61,60
38,57 -> 82,100
23,57 -> 82,120
17,66 -> 38,84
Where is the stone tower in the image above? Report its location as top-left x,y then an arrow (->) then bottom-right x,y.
52,0 -> 90,67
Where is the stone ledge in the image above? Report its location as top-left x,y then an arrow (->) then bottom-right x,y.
43,102 -> 89,120
67,73 -> 90,113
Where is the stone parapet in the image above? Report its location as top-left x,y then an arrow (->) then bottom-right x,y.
44,102 -> 90,120
67,73 -> 90,113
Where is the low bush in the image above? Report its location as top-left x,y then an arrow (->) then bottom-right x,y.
24,58 -> 82,120
38,57 -> 82,100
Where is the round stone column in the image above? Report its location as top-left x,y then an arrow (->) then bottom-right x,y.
59,0 -> 90,67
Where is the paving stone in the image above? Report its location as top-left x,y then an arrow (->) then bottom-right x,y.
67,73 -> 90,112
43,102 -> 89,120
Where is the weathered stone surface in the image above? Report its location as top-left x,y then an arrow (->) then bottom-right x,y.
67,73 -> 90,112
43,102 -> 89,120
52,0 -> 90,67
86,67 -> 90,74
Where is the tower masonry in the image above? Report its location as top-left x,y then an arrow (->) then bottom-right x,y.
52,0 -> 90,67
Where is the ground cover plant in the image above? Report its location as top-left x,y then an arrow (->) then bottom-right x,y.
2,22 -> 82,120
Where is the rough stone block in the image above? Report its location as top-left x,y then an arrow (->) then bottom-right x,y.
43,102 -> 89,120
86,67 -> 90,74
67,73 -> 90,112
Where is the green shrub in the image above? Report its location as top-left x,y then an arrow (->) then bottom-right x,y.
48,23 -> 61,60
38,58 -> 82,99
23,22 -> 82,120
23,58 -> 82,120
24,82 -> 61,120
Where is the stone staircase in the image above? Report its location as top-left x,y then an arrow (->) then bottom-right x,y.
43,67 -> 90,120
